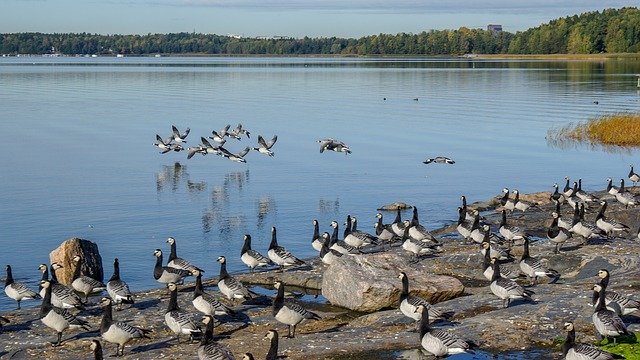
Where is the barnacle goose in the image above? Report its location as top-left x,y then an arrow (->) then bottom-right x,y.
311,219 -> 324,252
563,177 -> 574,198
240,234 -> 273,272
401,221 -> 441,260
598,269 -> 639,316
550,183 -> 564,203
591,283 -> 631,343
165,282 -> 202,343
456,207 -> 474,241
606,177 -> 619,195
166,237 -> 201,272
399,272 -> 452,321
629,164 -> 640,186
481,242 -> 519,281
553,201 -> 572,230
90,339 -> 104,360
499,188 -> 515,211
39,279 -> 90,347
513,189 -> 535,212
615,179 -> 638,207
548,212 -> 572,254
595,201 -> 629,237
576,179 -> 599,203
408,207 -> 438,243
217,256 -> 254,301
107,258 -> 134,311
254,135 -> 277,157
498,210 -> 525,248
460,195 -> 476,221
198,315 -> 236,360
4,264 -> 40,309
320,232 -> 343,265
375,212 -> 396,243
414,304 -> 473,357
569,206 -> 602,241
468,212 -> 485,244
265,329 -> 279,360
519,237 -> 560,285
272,281 -> 320,338
489,258 -> 534,308
267,226 -> 305,268
99,297 -> 151,356
329,221 -> 360,255
39,263 -> 84,310
390,208 -> 407,237
192,268 -> 235,317
153,249 -> 192,284
71,254 -> 106,302
172,125 -> 190,143
562,322 -> 615,360
344,215 -> 379,248
478,225 -> 512,261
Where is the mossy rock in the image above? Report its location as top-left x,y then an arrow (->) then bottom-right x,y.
598,333 -> 640,360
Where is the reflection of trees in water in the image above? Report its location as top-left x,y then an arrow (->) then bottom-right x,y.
318,198 -> 340,214
256,196 -> 276,230
156,162 -> 189,192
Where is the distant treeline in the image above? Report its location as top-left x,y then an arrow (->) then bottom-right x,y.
1,7 -> 638,56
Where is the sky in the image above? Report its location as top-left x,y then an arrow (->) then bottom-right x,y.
1,0 -> 638,38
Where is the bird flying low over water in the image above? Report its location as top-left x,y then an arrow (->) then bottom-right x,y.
154,134 -> 183,154
254,135 -> 278,157
171,125 -> 190,143
318,138 -> 351,154
220,146 -> 251,163
423,156 -> 455,164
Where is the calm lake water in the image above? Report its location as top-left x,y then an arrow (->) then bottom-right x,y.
1,57 -> 639,322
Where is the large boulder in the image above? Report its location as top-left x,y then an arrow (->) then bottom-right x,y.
49,237 -> 103,285
321,252 -> 464,312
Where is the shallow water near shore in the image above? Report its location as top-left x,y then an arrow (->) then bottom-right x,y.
327,348 -> 553,359
1,56 -> 640,313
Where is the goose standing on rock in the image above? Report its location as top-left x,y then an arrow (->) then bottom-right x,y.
414,304 -> 473,357
499,188 -> 515,212
478,226 -> 512,261
217,256 -> 254,301
398,272 -> 452,322
320,232 -> 343,265
267,227 -> 305,269
192,268 -> 235,317
562,322 -> 615,360
240,234 -> 273,272
597,269 -> 640,316
390,208 -> 407,237
548,212 -> 572,254
328,221 -> 360,255
498,210 -> 525,248
629,165 -> 640,186
107,258 -> 134,311
489,258 -> 534,308
272,281 -> 320,338
513,189 -> 535,212
374,212 -> 396,244
90,339 -> 104,360
4,264 -> 40,309
401,221 -> 441,260
519,237 -> 560,285
344,215 -> 379,248
460,195 -> 476,221
165,282 -> 202,343
606,177 -> 619,195
99,297 -> 151,356
39,280 -> 90,347
198,315 -> 236,360
595,201 -> 629,237
456,207 -> 474,242
166,237 -> 201,272
576,179 -> 599,203
408,207 -> 438,243
264,329 -> 279,360
591,283 -> 631,343
615,179 -> 638,207
71,254 -> 106,302
563,177 -> 574,198
311,219 -> 325,252
153,249 -> 192,285
481,241 -> 519,281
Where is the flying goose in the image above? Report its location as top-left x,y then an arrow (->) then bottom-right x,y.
401,221 -> 441,260
42,263 -> 85,310
547,212 -> 572,254
512,189 -> 535,212
374,212 -> 396,243
264,329 -> 280,360
318,138 -> 351,154
166,237 -> 201,272
499,188 -> 515,212
562,321 -> 615,360
629,164 -> 640,186
90,339 -> 104,360
154,134 -> 175,154
481,242 -> 519,281
107,258 -> 134,311
408,207 -> 438,243
234,123 -> 250,139
153,249 -> 192,284
220,146 -> 251,163
320,232 -> 343,265
310,219 -> 325,252
498,210 -> 525,248
595,201 -> 629,237
591,283 -> 631,343
597,269 -> 639,316
272,281 -> 320,338
615,179 -> 638,207
414,304 -> 473,357
226,125 -> 243,141
398,272 -> 452,322
187,145 -> 208,159
4,264 -> 40,309
344,215 -> 379,248
329,221 -> 360,255
422,156 -> 455,164
489,258 -> 534,308
254,135 -> 277,157
201,137 -> 223,156
240,234 -> 273,272
198,315 -> 236,360
71,254 -> 106,302
519,237 -> 560,285
165,282 -> 202,343
267,227 -> 305,268
192,268 -> 235,317
171,125 -> 190,143
99,297 -> 151,356
39,279 -> 90,347
217,256 -> 254,301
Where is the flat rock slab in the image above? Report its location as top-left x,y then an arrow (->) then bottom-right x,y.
322,252 -> 464,312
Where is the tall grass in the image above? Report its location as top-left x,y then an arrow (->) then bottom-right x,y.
547,113 -> 640,148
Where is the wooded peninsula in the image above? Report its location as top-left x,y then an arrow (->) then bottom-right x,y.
1,7 -> 638,56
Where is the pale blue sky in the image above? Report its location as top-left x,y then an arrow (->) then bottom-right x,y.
1,0 -> 637,37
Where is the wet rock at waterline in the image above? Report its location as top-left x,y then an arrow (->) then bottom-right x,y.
49,237 -> 103,285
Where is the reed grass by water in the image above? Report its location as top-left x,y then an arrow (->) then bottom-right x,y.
547,113 -> 640,149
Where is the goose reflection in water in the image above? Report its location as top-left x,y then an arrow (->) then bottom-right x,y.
256,196 -> 276,229
318,198 -> 340,215
224,170 -> 249,191
186,180 -> 207,194
156,162 -> 189,193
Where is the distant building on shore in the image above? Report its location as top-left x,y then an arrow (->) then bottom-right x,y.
487,24 -> 503,34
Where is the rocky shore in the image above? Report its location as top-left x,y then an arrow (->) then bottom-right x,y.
1,188 -> 639,359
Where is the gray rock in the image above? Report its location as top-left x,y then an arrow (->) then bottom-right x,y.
322,252 -> 464,312
49,237 -> 103,285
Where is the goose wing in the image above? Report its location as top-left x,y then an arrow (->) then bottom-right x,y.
246,249 -> 271,264
7,282 -> 40,299
167,309 -> 199,331
428,329 -> 469,350
199,343 -> 236,360
571,343 -> 615,360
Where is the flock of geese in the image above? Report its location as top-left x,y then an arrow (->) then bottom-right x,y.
3,165 -> 640,359
153,124 -> 352,162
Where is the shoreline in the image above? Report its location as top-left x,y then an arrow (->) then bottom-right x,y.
1,188 -> 639,359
